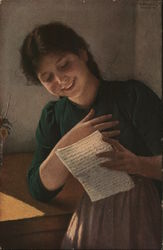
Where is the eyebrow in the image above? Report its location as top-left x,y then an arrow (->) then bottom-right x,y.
56,54 -> 66,64
40,72 -> 50,79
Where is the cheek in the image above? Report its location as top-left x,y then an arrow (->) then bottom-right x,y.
42,83 -> 59,95
67,62 -> 83,75
49,86 -> 61,94
76,62 -> 89,76
66,65 -> 76,75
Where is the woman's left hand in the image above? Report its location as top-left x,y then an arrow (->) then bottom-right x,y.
96,136 -> 140,175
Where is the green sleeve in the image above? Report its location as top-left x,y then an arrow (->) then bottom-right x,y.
130,80 -> 162,155
117,80 -> 162,155
129,80 -> 162,197
112,80 -> 162,198
27,101 -> 63,202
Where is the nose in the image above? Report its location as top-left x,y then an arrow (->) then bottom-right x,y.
55,74 -> 69,87
54,73 -> 63,85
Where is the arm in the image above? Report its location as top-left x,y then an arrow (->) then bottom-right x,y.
27,102 -> 63,202
138,155 -> 162,180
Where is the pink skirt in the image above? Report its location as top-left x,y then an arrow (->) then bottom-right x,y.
61,176 -> 161,249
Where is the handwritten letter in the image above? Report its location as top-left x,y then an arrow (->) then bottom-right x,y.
56,131 -> 135,202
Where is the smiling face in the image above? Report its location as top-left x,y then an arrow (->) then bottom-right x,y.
37,50 -> 96,105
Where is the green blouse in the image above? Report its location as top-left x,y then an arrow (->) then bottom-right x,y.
27,80 -> 162,202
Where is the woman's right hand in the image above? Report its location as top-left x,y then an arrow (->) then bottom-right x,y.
40,109 -> 120,191
55,109 -> 120,149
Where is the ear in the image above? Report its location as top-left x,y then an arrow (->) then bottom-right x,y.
79,49 -> 88,62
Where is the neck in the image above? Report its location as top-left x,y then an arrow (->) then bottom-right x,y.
69,75 -> 100,109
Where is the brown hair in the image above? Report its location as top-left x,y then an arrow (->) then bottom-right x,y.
20,22 -> 102,84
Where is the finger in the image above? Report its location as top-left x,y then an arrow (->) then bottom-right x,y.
96,150 -> 113,158
100,160 -> 136,175
102,137 -> 126,152
100,159 -> 128,170
90,114 -> 113,125
81,109 -> 95,122
96,151 -> 124,160
94,120 -> 119,131
102,136 -> 121,151
102,130 -> 120,138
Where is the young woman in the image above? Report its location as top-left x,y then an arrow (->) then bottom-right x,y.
20,22 -> 162,249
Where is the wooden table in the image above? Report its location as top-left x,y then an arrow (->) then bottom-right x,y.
0,153 -> 84,249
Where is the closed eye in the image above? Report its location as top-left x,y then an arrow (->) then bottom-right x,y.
43,73 -> 54,83
58,61 -> 69,70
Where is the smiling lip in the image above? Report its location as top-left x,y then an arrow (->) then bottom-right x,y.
62,78 -> 75,91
